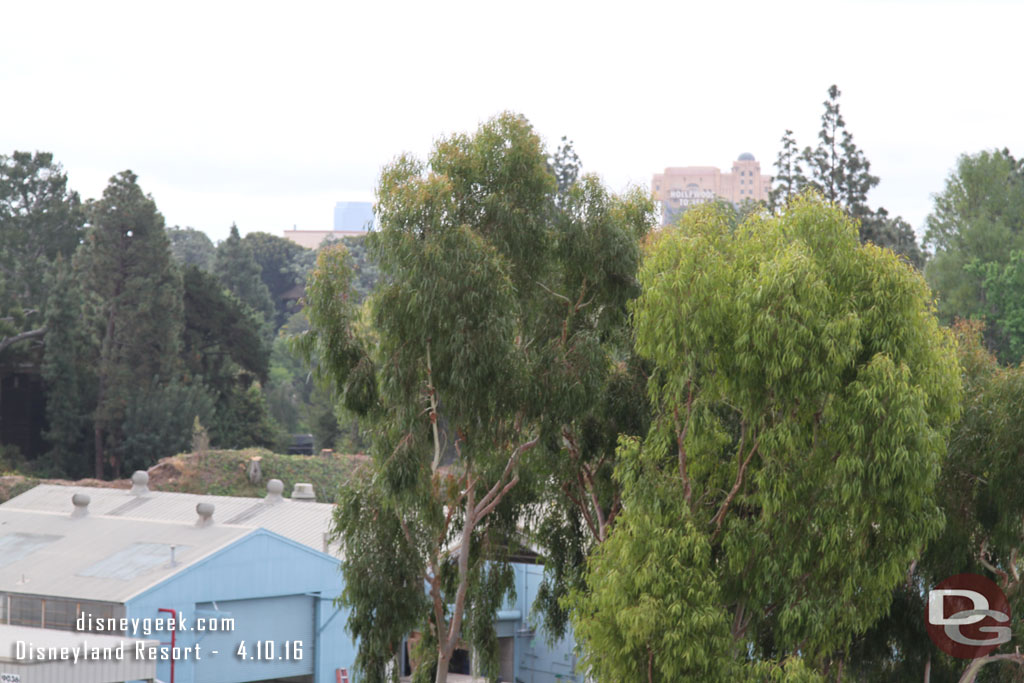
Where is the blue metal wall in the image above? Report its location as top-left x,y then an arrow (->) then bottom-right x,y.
509,562 -> 583,683
126,529 -> 354,683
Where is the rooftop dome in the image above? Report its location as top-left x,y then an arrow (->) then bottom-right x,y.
738,152 -> 756,161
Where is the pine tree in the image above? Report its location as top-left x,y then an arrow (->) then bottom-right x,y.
215,224 -> 275,327
801,84 -> 880,209
40,258 -> 97,477
80,171 -> 184,478
768,129 -> 803,211
0,151 -> 84,362
772,85 -> 923,267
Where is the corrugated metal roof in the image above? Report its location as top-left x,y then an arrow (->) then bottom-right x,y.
0,509 -> 249,602
0,623 -> 160,662
1,484 -> 337,554
0,532 -> 61,567
77,542 -> 190,581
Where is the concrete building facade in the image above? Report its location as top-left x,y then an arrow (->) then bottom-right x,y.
281,201 -> 374,249
653,153 -> 772,225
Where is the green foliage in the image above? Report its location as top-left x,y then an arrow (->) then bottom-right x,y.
215,224 -> 276,329
150,448 -> 362,502
119,380 -> 215,472
771,86 -> 924,267
79,170 -> 184,477
243,231 -> 310,329
0,151 -> 84,363
332,470 -> 429,683
550,135 -> 581,205
182,266 -> 269,382
846,320 -> 1024,682
209,381 -> 281,451
575,196 -> 961,677
768,130 -> 804,211
801,85 -> 878,214
304,112 -> 656,682
296,244 -> 373,417
568,437 -> 739,682
40,259 -> 97,478
328,235 -> 379,303
924,148 -> 1024,362
167,226 -> 216,272
180,265 -> 279,450
0,444 -> 27,475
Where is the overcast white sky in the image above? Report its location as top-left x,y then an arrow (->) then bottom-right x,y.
3,0 -> 1021,243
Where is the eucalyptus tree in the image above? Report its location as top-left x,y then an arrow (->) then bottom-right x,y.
300,112 -> 655,682
847,320 -> 1024,682
570,196 -> 961,680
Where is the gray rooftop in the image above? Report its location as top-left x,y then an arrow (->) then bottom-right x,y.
1,483 -> 337,554
0,480 -> 340,602
0,508 -> 249,602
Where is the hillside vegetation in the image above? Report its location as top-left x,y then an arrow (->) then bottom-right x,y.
0,448 -> 365,504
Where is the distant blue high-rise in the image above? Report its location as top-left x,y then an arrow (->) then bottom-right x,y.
334,201 -> 374,232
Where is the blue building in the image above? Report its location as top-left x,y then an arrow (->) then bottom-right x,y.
2,475 -> 585,683
0,476 -> 354,683
398,561 -> 583,682
333,202 -> 374,232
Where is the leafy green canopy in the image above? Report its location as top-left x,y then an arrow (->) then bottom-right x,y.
572,196 -> 961,679
847,320 -> 1024,682
243,231 -> 311,329
302,113 -> 558,682
215,224 -> 276,329
925,148 -> 1024,362
301,112 -> 656,682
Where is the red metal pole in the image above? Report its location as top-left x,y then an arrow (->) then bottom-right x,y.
158,608 -> 177,683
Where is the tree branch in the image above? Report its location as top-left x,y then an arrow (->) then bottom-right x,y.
979,540 -> 1010,587
958,653 -> 1024,683
563,482 -> 600,540
442,482 -> 476,662
536,280 -> 572,305
673,381 -> 695,504
0,326 -> 46,355
474,435 -> 539,518
711,433 -> 760,538
579,462 -> 610,541
426,342 -> 444,473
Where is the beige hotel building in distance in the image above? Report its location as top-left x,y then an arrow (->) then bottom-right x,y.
652,153 -> 772,225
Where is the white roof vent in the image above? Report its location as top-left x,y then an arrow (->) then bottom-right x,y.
71,493 -> 90,518
265,479 -> 285,505
130,470 -> 150,495
196,502 -> 215,527
291,483 -> 315,502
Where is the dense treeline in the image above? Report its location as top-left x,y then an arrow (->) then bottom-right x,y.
0,156 -> 373,477
5,85 -> 1024,681
304,105 -> 1024,683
